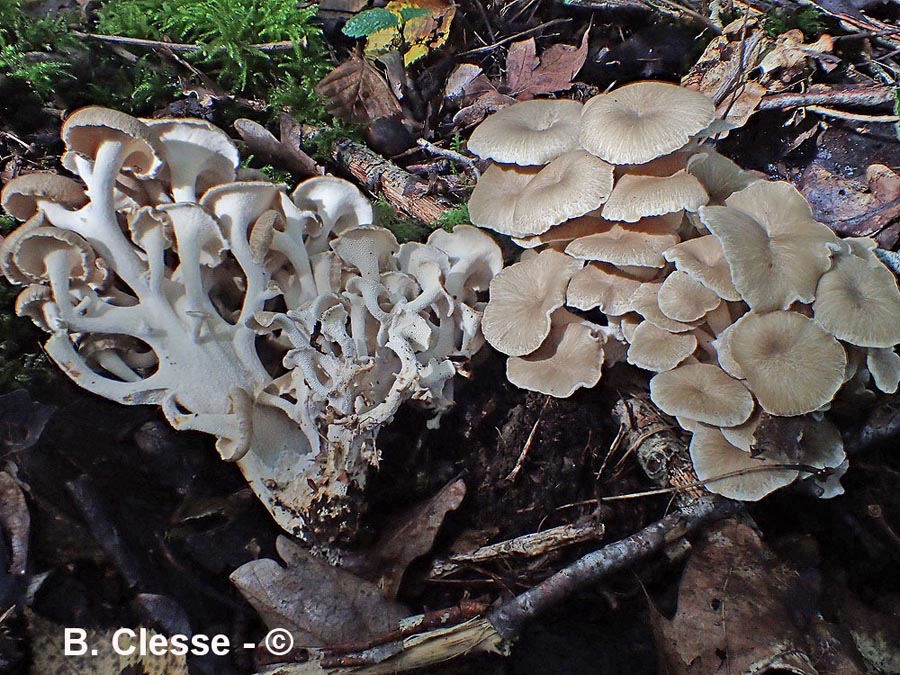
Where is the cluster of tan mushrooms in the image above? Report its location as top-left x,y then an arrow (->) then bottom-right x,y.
0,107 -> 501,536
467,81 -> 900,501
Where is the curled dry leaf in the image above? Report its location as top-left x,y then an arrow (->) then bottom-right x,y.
505,31 -> 590,100
230,536 -> 408,648
651,519 -> 865,675
0,471 -> 29,611
316,55 -> 402,125
372,479 -> 466,599
0,389 -> 54,454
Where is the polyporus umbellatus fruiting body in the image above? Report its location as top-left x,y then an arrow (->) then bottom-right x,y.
0,107 -> 501,538
466,80 -> 900,502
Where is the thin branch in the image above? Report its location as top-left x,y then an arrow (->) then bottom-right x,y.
72,30 -> 299,53
458,19 -> 571,56
487,495 -> 741,639
805,106 -> 900,123
416,139 -> 481,180
758,86 -> 896,111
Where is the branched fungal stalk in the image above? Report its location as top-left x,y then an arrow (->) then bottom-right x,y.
0,107 -> 502,537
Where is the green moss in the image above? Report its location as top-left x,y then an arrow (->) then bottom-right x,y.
373,198 -> 429,243
763,6 -> 826,39
0,281 -> 57,393
431,204 -> 469,232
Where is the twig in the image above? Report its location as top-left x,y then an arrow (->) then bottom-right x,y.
416,139 -> 481,180
875,248 -> 900,275
805,106 -> 900,123
505,397 -> 549,482
487,495 -> 741,639
458,19 -> 571,56
72,30 -> 298,53
757,86 -> 896,111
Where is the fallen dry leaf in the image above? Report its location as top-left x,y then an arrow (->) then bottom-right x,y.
372,479 -> 466,598
0,389 -> 54,454
29,612 -> 188,675
651,518 -> 864,675
316,55 -> 402,125
231,536 -> 408,648
505,31 -> 590,99
0,472 -> 29,581
364,0 -> 456,66
759,30 -> 837,81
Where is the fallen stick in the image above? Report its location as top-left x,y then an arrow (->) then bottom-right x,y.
758,86 -> 896,111
73,31 -> 297,53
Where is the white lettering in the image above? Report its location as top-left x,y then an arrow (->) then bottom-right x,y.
112,628 -> 136,656
64,628 -> 88,656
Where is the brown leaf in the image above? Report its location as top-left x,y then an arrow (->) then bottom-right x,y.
0,472 -> 29,580
316,55 -> 402,125
230,536 -> 408,648
373,479 -> 466,599
505,31 -> 590,99
651,519 -> 864,675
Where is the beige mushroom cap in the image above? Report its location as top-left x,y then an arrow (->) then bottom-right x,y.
467,163 -> 540,236
565,224 -> 678,268
698,203 -> 834,312
1,173 -> 88,221
663,235 -> 741,301
62,106 -> 165,178
14,284 -> 53,330
467,99 -> 584,165
727,311 -> 846,416
690,425 -> 798,501
627,320 -> 697,372
867,347 -> 900,394
658,270 -> 722,322
650,362 -> 754,427
513,150 -> 615,235
512,214 -> 609,249
3,225 -> 95,285
506,310 -> 604,397
482,249 -> 583,356
580,82 -> 715,165
813,252 -> 900,348
601,171 -> 708,223
630,281 -> 700,333
685,149 -> 759,204
566,263 -> 643,314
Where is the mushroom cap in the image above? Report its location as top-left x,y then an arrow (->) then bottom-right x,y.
14,284 -> 53,330
689,425 -> 798,501
506,310 -> 604,397
627,320 -> 697,372
482,249 -> 582,356
331,226 -> 400,279
513,214 -> 609,249
291,176 -> 374,240
629,281 -> 701,333
867,347 -> 900,394
798,418 -> 846,498
467,163 -> 540,236
663,234 -> 741,301
61,106 -> 165,178
813,252 -> 900,348
4,225 -> 95,284
650,362 -> 754,427
467,99 -> 584,165
566,262 -> 643,314
657,270 -> 722,322
601,170 -> 708,223
565,224 -> 678,268
513,150 -> 615,234
426,224 -> 503,297
579,82 -> 716,165
698,204 -> 834,312
727,310 -> 846,416
685,149 -> 759,204
143,117 -> 240,199
1,173 -> 88,221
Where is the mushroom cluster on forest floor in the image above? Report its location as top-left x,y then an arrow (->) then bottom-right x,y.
0,107 -> 502,538
467,80 -> 900,502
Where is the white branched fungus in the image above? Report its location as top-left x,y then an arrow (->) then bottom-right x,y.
467,80 -> 900,502
0,107 -> 502,537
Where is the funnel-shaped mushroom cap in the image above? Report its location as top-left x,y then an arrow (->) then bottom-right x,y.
630,282 -> 701,333
813,252 -> 900,348
1,173 -> 88,221
468,163 -> 540,236
482,249 -> 582,356
566,263 -> 643,314
799,418 -> 846,498
4,226 -> 95,284
14,284 -> 53,330
566,224 -> 678,268
627,320 -> 697,372
699,206 -> 834,313
506,310 -> 604,397
686,149 -> 759,204
602,171 -> 708,223
663,234 -> 740,301
580,82 -> 715,165
658,270 -> 722,322
332,226 -> 400,279
513,150 -> 615,234
650,362 -> 754,427
467,99 -> 583,165
727,311 -> 846,416
62,107 -> 165,178
867,347 -> 900,394
291,176 -> 374,238
690,425 -> 798,501
143,118 -> 240,201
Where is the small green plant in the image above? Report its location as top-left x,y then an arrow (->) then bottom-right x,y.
373,197 -> 429,243
342,7 -> 431,39
763,6 -> 825,39
97,0 -> 331,118
432,204 -> 470,232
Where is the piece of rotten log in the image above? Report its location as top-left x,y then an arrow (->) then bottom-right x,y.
758,86 -> 897,111
330,137 -> 452,225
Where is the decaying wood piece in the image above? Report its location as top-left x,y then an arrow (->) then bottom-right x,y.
612,396 -> 708,507
428,521 -> 606,579
330,138 -> 453,224
758,86 -> 897,112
